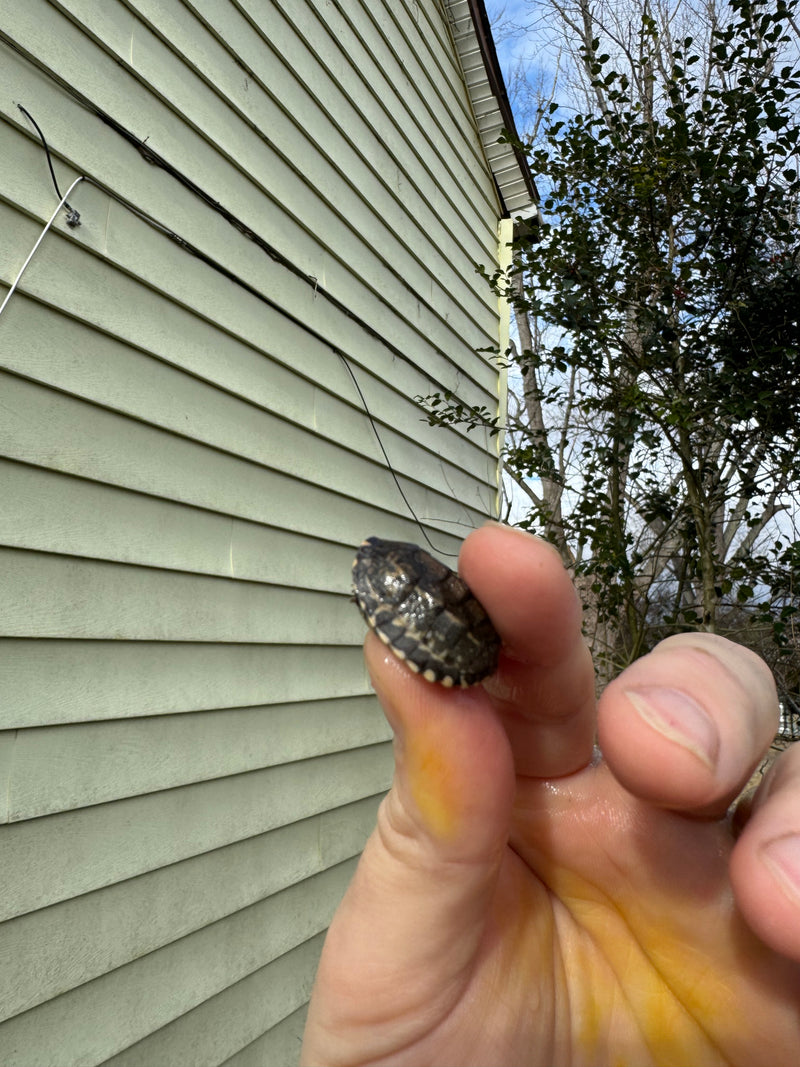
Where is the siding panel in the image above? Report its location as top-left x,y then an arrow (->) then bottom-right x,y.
0,548 -> 356,642
0,290 -> 493,519
2,697 -> 387,819
0,800 -> 377,1021
0,375 -> 452,552
0,861 -> 356,1067
1,640 -> 368,728
219,1005 -> 309,1067
0,459 -> 357,586
0,222 -> 496,503
0,746 -> 393,919
102,936 -> 323,1067
0,0 -> 514,1058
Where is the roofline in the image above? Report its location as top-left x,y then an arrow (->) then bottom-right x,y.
468,0 -> 537,200
445,0 -> 540,220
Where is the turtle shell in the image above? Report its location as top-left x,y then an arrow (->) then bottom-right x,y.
352,536 -> 500,687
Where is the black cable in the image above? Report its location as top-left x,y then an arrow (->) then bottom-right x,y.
338,355 -> 458,558
18,104 -> 81,227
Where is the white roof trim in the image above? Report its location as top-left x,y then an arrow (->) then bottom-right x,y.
444,0 -> 538,218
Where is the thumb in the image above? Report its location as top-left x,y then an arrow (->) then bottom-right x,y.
302,635 -> 515,1058
368,634 -> 515,857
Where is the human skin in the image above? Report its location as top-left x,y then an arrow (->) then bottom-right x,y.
300,524 -> 800,1066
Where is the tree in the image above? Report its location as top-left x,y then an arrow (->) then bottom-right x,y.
426,0 -> 800,682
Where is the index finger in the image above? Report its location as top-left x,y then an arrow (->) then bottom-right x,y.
460,524 -> 596,778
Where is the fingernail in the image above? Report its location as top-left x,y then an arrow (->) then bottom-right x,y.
763,835 -> 800,905
625,687 -> 719,768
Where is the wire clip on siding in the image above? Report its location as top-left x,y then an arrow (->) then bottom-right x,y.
18,105 -> 82,227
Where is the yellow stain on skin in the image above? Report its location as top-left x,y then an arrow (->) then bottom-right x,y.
404,730 -> 461,840
548,868 -> 729,1067
568,933 -> 726,1066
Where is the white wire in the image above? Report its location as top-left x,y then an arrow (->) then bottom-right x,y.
0,175 -> 85,319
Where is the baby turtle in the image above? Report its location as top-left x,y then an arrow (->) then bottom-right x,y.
352,536 -> 500,687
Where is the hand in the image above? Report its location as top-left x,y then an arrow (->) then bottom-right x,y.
301,524 -> 800,1066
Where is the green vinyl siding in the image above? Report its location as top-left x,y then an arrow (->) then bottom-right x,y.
0,698 -> 387,820
0,0 -> 519,1061
219,1008 -> 311,1067
0,640 -> 368,728
100,938 -> 326,1067
0,861 -> 357,1067
0,799 -> 379,1017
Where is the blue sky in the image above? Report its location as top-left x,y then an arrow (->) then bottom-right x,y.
486,0 -> 564,136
